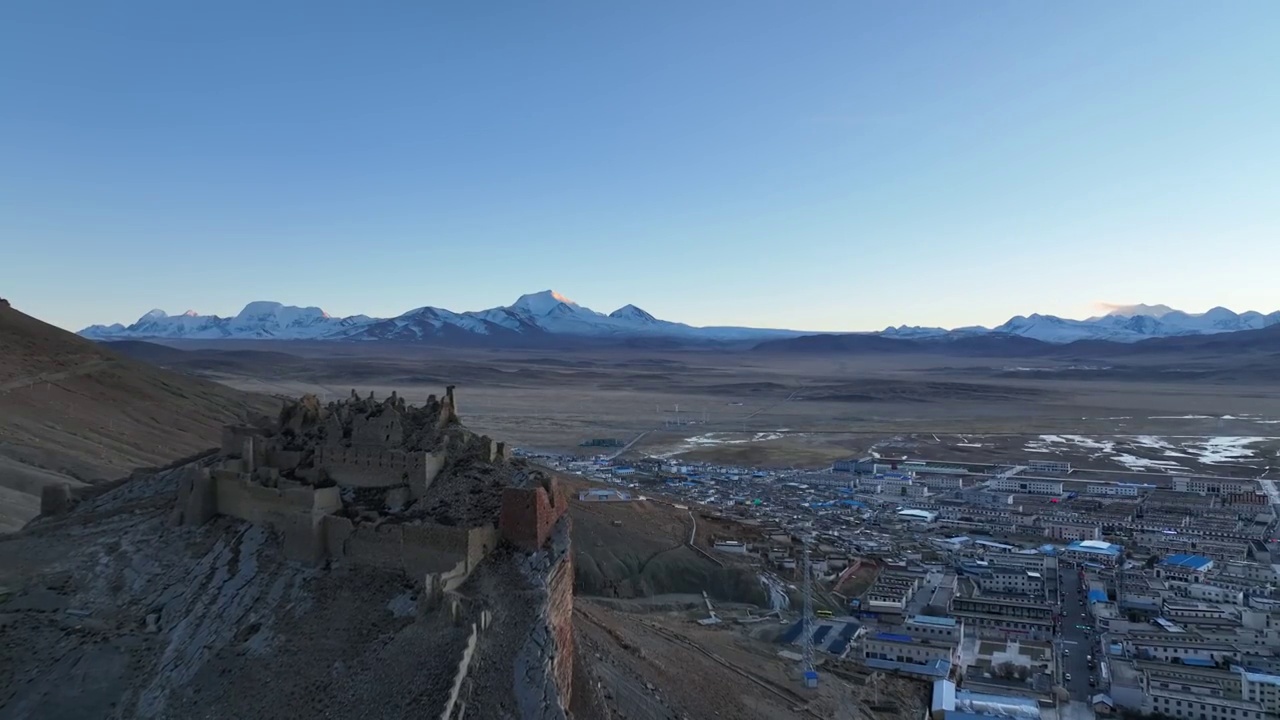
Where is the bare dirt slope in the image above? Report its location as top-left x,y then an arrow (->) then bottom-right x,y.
562,477 -> 766,604
0,461 -> 473,720
576,601 -> 928,720
0,305 -> 277,532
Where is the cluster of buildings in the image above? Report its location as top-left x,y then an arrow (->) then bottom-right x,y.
524,444 -> 1280,718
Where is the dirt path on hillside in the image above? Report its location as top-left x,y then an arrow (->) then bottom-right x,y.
0,360 -> 115,393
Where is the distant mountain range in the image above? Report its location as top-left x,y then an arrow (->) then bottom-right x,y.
78,291 -> 804,344
79,292 -> 1280,347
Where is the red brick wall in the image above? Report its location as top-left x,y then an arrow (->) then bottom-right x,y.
499,478 -> 568,551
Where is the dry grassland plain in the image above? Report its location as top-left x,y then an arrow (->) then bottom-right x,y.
118,340 -> 1280,476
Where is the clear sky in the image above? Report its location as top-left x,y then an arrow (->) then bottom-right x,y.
3,1 -> 1278,333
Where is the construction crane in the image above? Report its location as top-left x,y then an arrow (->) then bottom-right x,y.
801,542 -> 818,688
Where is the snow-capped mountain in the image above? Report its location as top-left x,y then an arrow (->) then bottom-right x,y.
79,291 -> 804,344
1090,303 -> 1177,319
978,307 -> 1280,343
79,294 -> 1280,346
81,302 -> 370,340
609,304 -> 658,324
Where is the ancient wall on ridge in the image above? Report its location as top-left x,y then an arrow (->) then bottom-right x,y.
499,477 -> 569,552
211,471 -> 341,525
547,534 -> 575,708
319,519 -> 500,583
511,515 -> 574,719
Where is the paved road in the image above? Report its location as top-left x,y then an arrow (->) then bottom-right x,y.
1260,477 -> 1280,506
743,389 -> 799,421
604,431 -> 650,461
1058,568 -> 1098,703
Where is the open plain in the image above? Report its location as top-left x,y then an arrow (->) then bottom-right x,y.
107,339 -> 1280,476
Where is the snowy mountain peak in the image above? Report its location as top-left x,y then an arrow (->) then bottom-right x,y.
180,310 -> 200,317
1097,303 -> 1177,318
609,304 -> 657,323
509,290 -> 581,317
234,301 -> 330,321
140,309 -> 168,322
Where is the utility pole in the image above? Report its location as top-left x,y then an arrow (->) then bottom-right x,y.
801,541 -> 817,687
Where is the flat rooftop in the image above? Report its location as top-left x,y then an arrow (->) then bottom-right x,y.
910,615 -> 958,627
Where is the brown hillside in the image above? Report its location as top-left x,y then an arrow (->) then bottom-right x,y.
0,303 -> 278,532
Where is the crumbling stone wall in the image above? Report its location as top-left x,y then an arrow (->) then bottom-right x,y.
220,425 -> 268,467
314,446 -> 445,493
499,476 -> 568,552
210,470 -> 342,525
320,519 -> 500,593
546,531 -> 574,709
349,409 -> 404,447
171,468 -> 343,564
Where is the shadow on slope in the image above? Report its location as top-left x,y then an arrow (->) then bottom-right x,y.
0,304 -> 277,533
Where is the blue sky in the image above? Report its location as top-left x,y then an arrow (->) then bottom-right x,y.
3,1 -> 1278,332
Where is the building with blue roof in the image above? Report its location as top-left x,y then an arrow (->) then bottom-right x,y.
1088,589 -> 1108,603
1156,554 -> 1214,582
1062,539 -> 1123,566
863,619 -> 961,672
864,656 -> 951,679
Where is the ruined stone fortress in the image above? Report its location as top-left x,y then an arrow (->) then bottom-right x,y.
166,385 -> 576,716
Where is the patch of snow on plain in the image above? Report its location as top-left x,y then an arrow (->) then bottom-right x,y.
1112,453 -> 1188,473
1182,437 -> 1271,464
653,431 -> 786,459
1058,435 -> 1117,453
1149,415 -> 1214,420
1129,436 -> 1180,452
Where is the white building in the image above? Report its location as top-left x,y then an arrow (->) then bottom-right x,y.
861,630 -> 956,666
989,477 -> 1063,495
1027,459 -> 1071,474
578,488 -> 633,502
974,569 -> 1045,597
915,474 -> 966,490
1043,521 -> 1102,542
984,552 -> 1050,572
903,615 -> 965,646
896,509 -> 938,523
1061,539 -> 1123,566
1240,668 -> 1280,715
1085,482 -> 1148,497
1148,690 -> 1267,720
712,540 -> 749,555
1173,476 -> 1257,495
